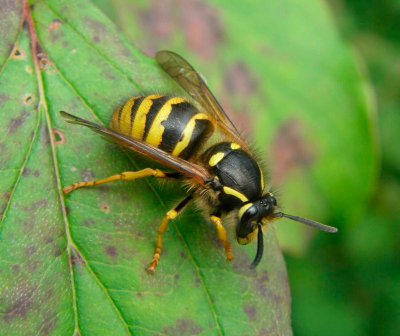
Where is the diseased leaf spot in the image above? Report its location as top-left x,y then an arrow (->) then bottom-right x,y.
163,318 -> 203,335
105,245 -> 118,257
25,65 -> 33,74
23,94 -> 34,105
49,19 -> 61,30
270,118 -> 315,183
11,264 -> 20,274
33,169 -> 40,177
243,305 -> 257,321
22,167 -> 31,177
71,246 -> 85,266
12,48 -> 25,59
181,0 -> 225,59
25,245 -> 36,255
100,204 -> 110,213
52,129 -> 65,145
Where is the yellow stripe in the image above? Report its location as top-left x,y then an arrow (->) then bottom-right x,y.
208,152 -> 225,167
260,168 -> 265,190
172,113 -> 210,156
146,97 -> 185,146
119,98 -> 136,134
131,94 -> 163,139
230,142 -> 241,150
238,203 -> 253,220
223,186 -> 248,202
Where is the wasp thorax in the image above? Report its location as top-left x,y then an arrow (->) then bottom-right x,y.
236,194 -> 278,245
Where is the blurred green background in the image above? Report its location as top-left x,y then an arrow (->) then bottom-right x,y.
92,0 -> 399,335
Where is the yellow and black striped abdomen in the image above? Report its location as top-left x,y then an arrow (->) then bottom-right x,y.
110,95 -> 214,159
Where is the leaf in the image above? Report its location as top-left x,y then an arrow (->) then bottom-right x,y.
100,0 -> 378,254
0,1 -> 291,335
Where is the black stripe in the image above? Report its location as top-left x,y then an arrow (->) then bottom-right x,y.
159,102 -> 198,153
179,119 -> 213,160
116,104 -> 123,128
142,96 -> 170,140
174,193 -> 193,212
129,96 -> 145,132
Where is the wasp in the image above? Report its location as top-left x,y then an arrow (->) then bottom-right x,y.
60,51 -> 337,273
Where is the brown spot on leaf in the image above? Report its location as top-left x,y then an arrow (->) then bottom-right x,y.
163,318 -> 203,335
25,65 -> 33,74
23,94 -> 34,105
12,48 -> 25,59
11,264 -> 20,274
83,218 -> 95,227
271,118 -> 315,183
243,305 -> 257,321
27,260 -> 39,272
100,204 -> 110,213
225,61 -> 258,98
71,246 -> 85,266
105,245 -> 118,257
33,169 -> 40,177
52,129 -> 65,145
136,292 -> 142,298
25,245 -> 36,255
22,167 -> 31,177
49,19 -> 61,30
54,245 -> 62,257
36,42 -> 50,69
181,0 -> 224,59
9,110 -> 28,133
0,93 -> 10,107
41,313 -> 58,335
2,296 -> 32,322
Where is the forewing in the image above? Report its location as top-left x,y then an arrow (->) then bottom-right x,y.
60,111 -> 210,185
156,51 -> 248,148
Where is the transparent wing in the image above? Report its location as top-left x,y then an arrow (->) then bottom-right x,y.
156,50 -> 248,148
60,111 -> 211,185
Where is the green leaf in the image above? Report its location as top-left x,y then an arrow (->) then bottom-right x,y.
100,0 -> 378,255
0,1 -> 291,335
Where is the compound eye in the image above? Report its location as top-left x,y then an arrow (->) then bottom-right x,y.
271,196 -> 277,206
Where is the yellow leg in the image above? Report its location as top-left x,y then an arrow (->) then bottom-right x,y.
63,168 -> 167,194
147,194 -> 193,273
210,215 -> 233,261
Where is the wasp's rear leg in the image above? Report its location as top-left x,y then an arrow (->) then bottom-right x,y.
63,169 -> 182,194
147,193 -> 193,273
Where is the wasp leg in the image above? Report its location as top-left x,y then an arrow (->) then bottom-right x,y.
210,215 -> 233,261
63,169 -> 182,194
147,193 -> 193,273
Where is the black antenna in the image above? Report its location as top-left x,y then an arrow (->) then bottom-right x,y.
250,223 -> 264,269
275,213 -> 338,233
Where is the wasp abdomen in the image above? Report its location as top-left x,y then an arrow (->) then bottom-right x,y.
110,95 -> 214,159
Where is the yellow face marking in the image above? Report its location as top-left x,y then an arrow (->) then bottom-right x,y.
230,142 -> 241,150
208,152 -> 225,167
131,94 -> 163,139
237,230 -> 257,245
238,203 -> 253,220
223,186 -> 248,202
214,175 -> 219,180
146,97 -> 185,146
172,113 -> 210,157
